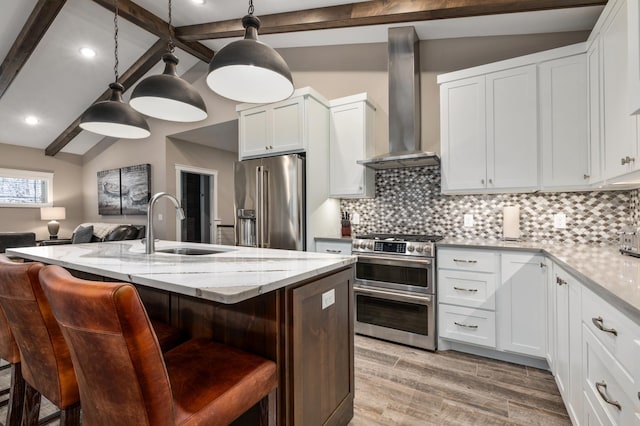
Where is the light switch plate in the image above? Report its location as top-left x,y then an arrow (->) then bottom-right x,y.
553,213 -> 566,229
322,289 -> 335,310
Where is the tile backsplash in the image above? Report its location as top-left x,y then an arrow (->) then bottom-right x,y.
340,166 -> 635,246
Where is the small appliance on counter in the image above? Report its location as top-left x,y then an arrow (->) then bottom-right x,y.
620,227 -> 640,257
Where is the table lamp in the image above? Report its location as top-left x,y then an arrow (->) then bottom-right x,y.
40,207 -> 66,239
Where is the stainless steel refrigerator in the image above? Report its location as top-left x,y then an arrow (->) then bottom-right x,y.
234,154 -> 306,250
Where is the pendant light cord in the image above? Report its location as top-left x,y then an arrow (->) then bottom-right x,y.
113,0 -> 119,81
248,0 -> 254,16
167,0 -> 175,53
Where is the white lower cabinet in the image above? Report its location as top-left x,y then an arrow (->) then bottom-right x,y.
498,253 -> 547,358
553,263 -> 583,425
438,248 -> 546,358
439,247 -> 640,426
439,304 -> 496,348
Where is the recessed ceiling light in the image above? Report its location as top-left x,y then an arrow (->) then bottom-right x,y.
25,116 -> 39,125
79,47 -> 96,58
192,0 -> 205,4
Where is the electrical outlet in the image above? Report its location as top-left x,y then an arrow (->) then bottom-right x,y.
351,212 -> 360,225
553,213 -> 566,229
463,214 -> 474,227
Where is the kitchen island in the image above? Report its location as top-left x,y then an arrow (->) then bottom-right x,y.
8,240 -> 356,426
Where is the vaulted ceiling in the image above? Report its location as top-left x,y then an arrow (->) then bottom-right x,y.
0,0 -> 606,157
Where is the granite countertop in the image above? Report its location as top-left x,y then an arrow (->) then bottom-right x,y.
7,240 -> 356,304
438,238 -> 640,325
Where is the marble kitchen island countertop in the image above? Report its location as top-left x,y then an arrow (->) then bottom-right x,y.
7,240 -> 356,304
438,238 -> 640,325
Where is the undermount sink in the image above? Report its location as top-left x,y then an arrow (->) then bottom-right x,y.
156,247 -> 226,256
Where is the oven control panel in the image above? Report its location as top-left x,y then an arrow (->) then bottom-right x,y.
352,239 -> 434,258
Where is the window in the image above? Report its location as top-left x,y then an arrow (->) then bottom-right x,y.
0,168 -> 54,207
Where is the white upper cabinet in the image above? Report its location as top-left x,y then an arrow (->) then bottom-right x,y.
439,44 -> 586,194
237,88 -> 328,160
486,65 -> 538,191
601,0 -> 639,179
329,94 -> 376,198
587,38 -> 604,185
628,0 -> 640,115
440,76 -> 487,191
539,54 -> 589,190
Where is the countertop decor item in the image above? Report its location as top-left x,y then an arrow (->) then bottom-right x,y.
40,206 -> 66,239
206,0 -> 294,103
129,0 -> 207,122
503,205 -> 521,241
79,0 -> 150,139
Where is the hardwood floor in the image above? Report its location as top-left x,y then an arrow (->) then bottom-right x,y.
350,335 -> 571,426
0,337 -> 570,426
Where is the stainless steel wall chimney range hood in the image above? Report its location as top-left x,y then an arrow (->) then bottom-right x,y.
358,27 -> 439,170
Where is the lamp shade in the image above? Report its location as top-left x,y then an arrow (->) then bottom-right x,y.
206,15 -> 294,104
130,53 -> 208,122
40,207 -> 66,221
80,83 -> 151,139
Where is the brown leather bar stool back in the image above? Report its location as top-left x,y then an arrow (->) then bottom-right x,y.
0,256 -> 25,426
40,265 -> 278,426
0,255 -> 80,426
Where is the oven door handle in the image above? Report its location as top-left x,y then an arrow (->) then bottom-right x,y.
356,254 -> 432,267
354,286 -> 432,305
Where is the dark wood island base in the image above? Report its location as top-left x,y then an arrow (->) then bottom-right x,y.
73,266 -> 355,426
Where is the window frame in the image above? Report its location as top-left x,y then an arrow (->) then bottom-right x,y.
0,167 -> 54,208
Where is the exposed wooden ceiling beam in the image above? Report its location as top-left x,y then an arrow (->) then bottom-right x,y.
0,0 -> 67,99
45,40 -> 167,157
91,0 -> 214,63
176,0 -> 607,41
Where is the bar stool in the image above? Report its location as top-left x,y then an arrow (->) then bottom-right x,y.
0,307 -> 25,426
39,265 -> 278,426
0,257 -> 80,426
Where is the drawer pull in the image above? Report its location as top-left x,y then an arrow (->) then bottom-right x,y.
325,249 -> 342,254
453,287 -> 478,293
454,322 -> 478,329
453,259 -> 478,264
595,381 -> 622,411
592,317 -> 618,336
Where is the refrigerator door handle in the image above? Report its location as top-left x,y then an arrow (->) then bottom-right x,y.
262,168 -> 270,248
256,166 -> 263,247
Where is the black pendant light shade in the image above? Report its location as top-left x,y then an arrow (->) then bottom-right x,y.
80,83 -> 151,139
206,15 -> 294,104
130,53 -> 208,122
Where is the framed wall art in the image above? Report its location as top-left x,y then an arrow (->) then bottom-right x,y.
97,164 -> 150,216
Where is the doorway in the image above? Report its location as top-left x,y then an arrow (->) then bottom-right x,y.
175,165 -> 218,243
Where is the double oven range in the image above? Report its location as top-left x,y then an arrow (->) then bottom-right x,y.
352,234 -> 442,351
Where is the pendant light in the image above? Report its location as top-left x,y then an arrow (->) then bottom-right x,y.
206,0 -> 294,104
129,0 -> 208,122
79,0 -> 150,139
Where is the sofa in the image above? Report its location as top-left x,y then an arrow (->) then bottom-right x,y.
40,223 -> 145,245
0,232 -> 36,253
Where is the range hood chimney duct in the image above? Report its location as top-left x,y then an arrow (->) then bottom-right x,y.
358,26 -> 439,170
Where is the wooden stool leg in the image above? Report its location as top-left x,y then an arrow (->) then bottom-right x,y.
21,382 -> 41,426
259,389 -> 276,426
6,363 -> 25,426
59,402 -> 80,426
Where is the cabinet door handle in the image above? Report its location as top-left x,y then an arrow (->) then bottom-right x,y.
595,382 -> 622,411
453,259 -> 477,264
584,174 -> 590,180
539,262 -> 547,269
621,156 -> 636,165
325,249 -> 342,254
556,276 -> 567,286
454,322 -> 478,329
480,179 -> 485,185
488,178 -> 493,184
592,316 -> 618,336
453,286 -> 478,292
